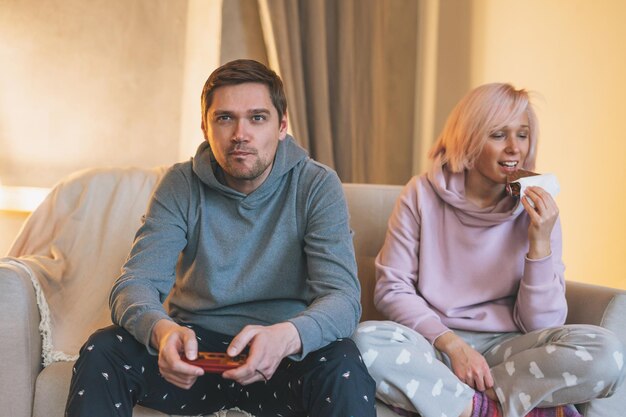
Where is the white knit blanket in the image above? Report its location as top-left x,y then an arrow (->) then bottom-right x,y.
5,166 -> 166,366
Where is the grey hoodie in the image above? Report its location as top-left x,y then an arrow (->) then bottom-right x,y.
110,136 -> 361,358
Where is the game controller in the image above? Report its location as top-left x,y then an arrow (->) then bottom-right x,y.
181,352 -> 247,373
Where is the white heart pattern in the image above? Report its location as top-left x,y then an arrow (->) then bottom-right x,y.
358,325 -> 377,333
362,349 -> 379,367
575,347 -> 593,362
505,361 -> 516,376
396,349 -> 411,365
563,372 -> 578,387
496,387 -> 505,404
379,381 -> 391,395
593,380 -> 605,393
529,361 -> 544,379
519,392 -> 532,410
424,351 -> 434,364
432,379 -> 443,396
546,345 -> 556,354
406,379 -> 420,399
455,383 -> 464,397
392,328 -> 405,342
614,351 -> 624,370
503,347 -> 512,361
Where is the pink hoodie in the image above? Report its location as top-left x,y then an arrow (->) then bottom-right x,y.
374,162 -> 567,343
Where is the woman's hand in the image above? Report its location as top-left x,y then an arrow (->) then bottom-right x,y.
435,332 -> 493,392
521,186 -> 559,259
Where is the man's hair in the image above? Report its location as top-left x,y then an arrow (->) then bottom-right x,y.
201,59 -> 287,127
429,83 -> 538,172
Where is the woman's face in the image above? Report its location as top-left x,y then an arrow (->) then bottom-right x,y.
470,111 -> 530,189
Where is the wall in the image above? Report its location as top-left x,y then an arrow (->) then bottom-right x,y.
0,0 -> 188,188
0,211 -> 27,255
0,0 -> 222,254
463,0 -> 626,289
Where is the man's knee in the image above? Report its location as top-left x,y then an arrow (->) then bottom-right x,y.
80,325 -> 129,352
312,339 -> 373,381
76,325 -> 146,369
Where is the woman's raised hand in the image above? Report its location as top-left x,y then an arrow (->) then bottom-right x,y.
521,186 -> 559,259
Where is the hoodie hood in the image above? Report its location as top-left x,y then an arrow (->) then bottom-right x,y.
191,134 -> 308,205
427,157 -> 523,226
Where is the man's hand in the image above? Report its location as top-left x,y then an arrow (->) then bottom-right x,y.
434,331 -> 493,392
151,319 -> 204,389
222,322 -> 302,385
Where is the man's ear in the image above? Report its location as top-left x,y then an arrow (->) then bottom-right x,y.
278,113 -> 288,140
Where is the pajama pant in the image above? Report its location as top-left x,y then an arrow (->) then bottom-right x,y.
352,321 -> 625,417
65,324 -> 376,417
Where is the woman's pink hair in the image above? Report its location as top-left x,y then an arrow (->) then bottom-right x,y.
429,83 -> 538,172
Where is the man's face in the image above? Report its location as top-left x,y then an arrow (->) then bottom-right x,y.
202,82 -> 288,194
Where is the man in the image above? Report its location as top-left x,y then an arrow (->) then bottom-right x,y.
65,59 -> 376,417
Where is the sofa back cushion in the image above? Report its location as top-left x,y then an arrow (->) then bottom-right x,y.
343,183 -> 403,322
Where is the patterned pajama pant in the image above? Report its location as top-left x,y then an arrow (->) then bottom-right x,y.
65,324 -> 376,417
352,321 -> 625,417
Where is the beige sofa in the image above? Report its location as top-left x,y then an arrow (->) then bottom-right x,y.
1,167 -> 624,417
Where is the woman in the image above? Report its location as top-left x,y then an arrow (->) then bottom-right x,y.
353,83 -> 624,417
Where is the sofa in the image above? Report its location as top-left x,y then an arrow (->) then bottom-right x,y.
0,166 -> 624,417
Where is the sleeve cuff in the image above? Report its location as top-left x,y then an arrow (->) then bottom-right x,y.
523,253 -> 555,286
417,317 -> 450,345
288,315 -> 322,360
131,309 -> 172,355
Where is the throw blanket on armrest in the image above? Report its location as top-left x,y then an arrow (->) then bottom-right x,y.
5,166 -> 167,366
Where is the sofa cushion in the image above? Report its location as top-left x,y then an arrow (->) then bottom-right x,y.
33,361 -> 74,417
343,183 -> 403,322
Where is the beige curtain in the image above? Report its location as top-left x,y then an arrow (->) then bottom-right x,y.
220,0 -> 419,184
259,0 -> 418,184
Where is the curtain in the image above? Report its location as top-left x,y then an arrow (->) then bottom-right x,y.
258,0 -> 419,184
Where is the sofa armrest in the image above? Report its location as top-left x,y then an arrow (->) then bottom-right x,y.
0,261 -> 42,417
564,280 -> 625,326
564,281 -> 626,417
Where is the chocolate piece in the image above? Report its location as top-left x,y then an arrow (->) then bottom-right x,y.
506,169 -> 539,197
